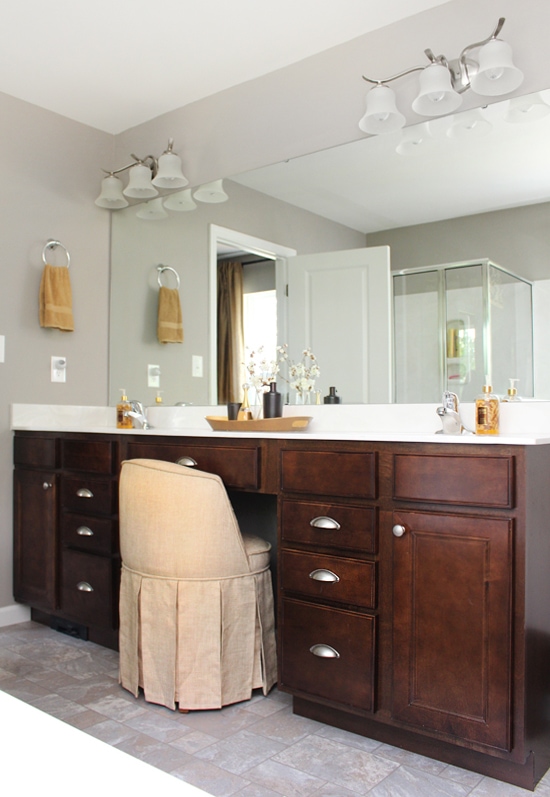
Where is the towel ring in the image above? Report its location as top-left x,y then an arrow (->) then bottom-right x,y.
157,265 -> 180,289
42,239 -> 71,269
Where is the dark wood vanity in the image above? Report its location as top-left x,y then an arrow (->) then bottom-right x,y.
12,429 -> 550,790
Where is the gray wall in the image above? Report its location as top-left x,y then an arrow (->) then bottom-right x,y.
368,202 -> 550,280
0,91 -> 113,611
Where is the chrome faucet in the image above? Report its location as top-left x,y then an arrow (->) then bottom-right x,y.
436,391 -> 463,435
128,400 -> 152,430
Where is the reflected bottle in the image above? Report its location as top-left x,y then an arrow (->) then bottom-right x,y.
238,384 -> 253,421
263,382 -> 283,418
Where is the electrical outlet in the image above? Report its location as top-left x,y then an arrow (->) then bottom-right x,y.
51,356 -> 67,383
148,364 -> 161,388
192,355 -> 203,378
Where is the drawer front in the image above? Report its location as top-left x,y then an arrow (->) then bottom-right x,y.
14,435 -> 58,468
281,551 -> 376,609
60,550 -> 118,629
61,512 -> 117,556
61,476 -> 117,515
281,500 -> 376,554
280,598 -> 375,711
125,442 -> 260,491
394,454 -> 514,508
62,439 -> 114,474
281,450 -> 376,499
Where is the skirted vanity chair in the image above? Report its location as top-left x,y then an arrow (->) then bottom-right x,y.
118,458 -> 277,711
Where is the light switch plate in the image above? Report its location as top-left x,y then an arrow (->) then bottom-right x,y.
192,355 -> 203,378
148,364 -> 160,388
51,356 -> 67,383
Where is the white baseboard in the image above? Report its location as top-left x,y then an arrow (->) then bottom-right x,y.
0,604 -> 31,627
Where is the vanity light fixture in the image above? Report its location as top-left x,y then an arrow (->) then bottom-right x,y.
95,138 -> 188,208
359,17 -> 523,135
193,179 -> 229,203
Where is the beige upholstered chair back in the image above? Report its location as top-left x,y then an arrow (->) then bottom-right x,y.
119,458 -> 251,579
118,458 -> 277,710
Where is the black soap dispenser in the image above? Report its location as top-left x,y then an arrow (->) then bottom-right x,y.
324,386 -> 341,404
263,382 -> 283,418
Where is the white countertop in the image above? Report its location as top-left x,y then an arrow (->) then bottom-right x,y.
11,402 -> 550,445
0,689 -> 211,796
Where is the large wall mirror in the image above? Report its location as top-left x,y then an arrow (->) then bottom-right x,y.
109,89 -> 550,406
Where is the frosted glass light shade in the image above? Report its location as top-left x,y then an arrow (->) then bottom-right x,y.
163,188 -> 197,211
136,198 -> 168,220
95,175 -> 129,209
193,179 -> 228,203
123,163 -> 158,198
470,39 -> 523,97
504,94 -> 550,124
359,85 -> 405,134
152,151 -> 189,188
412,64 -> 462,116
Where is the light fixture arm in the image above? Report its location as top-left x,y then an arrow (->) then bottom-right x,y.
363,17 -> 509,94
100,139 -> 178,178
362,65 -> 425,86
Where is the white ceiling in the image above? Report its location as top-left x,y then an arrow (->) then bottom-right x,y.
0,0 -> 451,133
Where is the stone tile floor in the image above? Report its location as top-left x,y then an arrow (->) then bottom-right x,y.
1,621 -> 550,797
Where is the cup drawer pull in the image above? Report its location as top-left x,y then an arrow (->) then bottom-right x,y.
310,516 -> 341,530
76,581 -> 94,592
76,488 -> 94,499
309,568 -> 340,583
176,456 -> 198,468
310,643 -> 340,659
76,526 -> 94,537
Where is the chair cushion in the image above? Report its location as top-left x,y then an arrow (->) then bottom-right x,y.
242,534 -> 271,571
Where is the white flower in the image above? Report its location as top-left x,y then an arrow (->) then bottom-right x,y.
278,345 -> 320,393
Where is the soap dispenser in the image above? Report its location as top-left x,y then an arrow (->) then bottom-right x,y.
117,389 -> 133,429
502,378 -> 521,402
155,391 -> 163,405
475,376 -> 499,435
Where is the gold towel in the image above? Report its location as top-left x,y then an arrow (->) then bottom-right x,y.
157,286 -> 183,343
39,264 -> 74,331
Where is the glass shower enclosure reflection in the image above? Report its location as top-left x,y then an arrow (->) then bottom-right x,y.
393,260 -> 533,403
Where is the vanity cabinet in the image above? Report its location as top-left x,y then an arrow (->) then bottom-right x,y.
58,438 -> 120,638
13,435 -> 58,611
12,430 -> 550,789
278,443 -> 379,714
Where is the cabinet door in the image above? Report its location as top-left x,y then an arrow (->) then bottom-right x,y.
13,469 -> 57,610
391,510 -> 512,751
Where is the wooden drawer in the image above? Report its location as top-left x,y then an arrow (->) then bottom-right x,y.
60,512 -> 117,556
61,476 -> 117,515
62,439 -> 115,474
281,500 -> 377,554
393,454 -> 514,508
60,550 -> 119,629
14,435 -> 58,468
125,441 -> 261,491
281,450 -> 376,499
281,551 -> 376,609
280,598 -> 375,711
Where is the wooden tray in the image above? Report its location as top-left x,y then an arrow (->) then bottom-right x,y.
205,415 -> 312,432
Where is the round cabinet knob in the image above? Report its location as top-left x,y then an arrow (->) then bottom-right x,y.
42,482 -> 52,490
392,524 -> 406,538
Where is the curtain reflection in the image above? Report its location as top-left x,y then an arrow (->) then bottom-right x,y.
217,261 -> 244,403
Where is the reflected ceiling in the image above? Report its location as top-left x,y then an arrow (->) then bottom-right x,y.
232,91 -> 550,234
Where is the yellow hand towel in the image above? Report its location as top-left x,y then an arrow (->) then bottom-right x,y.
157,286 -> 183,343
39,264 -> 74,331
